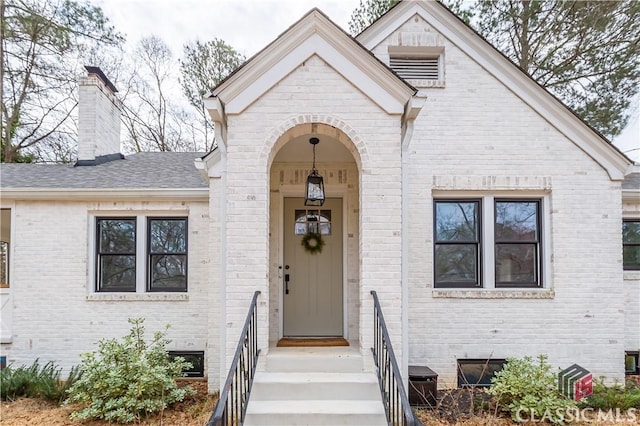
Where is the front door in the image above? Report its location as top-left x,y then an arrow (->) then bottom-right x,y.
283,198 -> 343,337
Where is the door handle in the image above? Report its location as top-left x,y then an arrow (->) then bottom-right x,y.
284,273 -> 290,295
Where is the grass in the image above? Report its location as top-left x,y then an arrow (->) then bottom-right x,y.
0,360 -> 80,404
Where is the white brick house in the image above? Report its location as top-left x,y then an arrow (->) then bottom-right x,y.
1,0 -> 639,404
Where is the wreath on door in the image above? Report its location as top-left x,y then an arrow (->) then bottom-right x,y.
301,232 -> 325,254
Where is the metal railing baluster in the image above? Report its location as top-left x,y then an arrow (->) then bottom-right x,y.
207,291 -> 261,426
370,290 -> 416,426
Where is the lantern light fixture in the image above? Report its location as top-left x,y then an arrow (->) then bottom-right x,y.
304,137 -> 325,206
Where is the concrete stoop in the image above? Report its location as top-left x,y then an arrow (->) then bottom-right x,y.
244,346 -> 387,426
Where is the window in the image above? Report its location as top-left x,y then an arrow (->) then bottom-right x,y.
148,218 -> 187,292
294,209 -> 332,235
0,208 -> 10,287
495,200 -> 541,287
623,220 -> 640,270
434,200 -> 481,287
168,351 -> 204,377
97,218 -> 136,292
434,197 -> 543,288
96,216 -> 187,292
626,352 -> 639,375
457,359 -> 506,387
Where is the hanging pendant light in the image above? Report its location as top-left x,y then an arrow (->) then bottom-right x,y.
305,137 -> 325,206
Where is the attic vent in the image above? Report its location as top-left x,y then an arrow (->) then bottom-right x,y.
390,57 -> 439,80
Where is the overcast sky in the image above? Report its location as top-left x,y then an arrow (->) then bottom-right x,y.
94,0 -> 639,161
96,0 -> 362,58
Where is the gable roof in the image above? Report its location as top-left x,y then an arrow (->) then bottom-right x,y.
0,152 -> 208,200
207,8 -> 416,117
357,0 -> 632,180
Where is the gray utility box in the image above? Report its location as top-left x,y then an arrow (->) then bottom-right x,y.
408,366 -> 438,407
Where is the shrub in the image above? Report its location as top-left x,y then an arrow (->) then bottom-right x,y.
583,378 -> 640,410
487,354 -> 576,424
65,318 -> 194,423
0,359 -> 79,403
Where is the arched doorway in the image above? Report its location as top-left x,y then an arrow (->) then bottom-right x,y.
267,122 -> 361,345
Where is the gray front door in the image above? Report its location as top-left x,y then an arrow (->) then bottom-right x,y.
283,197 -> 343,337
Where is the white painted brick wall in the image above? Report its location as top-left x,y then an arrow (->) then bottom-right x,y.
78,75 -> 121,161
223,54 -> 404,365
1,200 -> 211,383
372,15 -> 626,385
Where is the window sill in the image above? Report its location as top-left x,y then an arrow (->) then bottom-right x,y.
87,293 -> 188,302
432,289 -> 554,299
624,271 -> 640,280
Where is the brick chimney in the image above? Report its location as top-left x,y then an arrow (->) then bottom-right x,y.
76,66 -> 123,166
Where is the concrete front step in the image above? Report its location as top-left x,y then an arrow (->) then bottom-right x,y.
250,372 -> 380,400
243,399 -> 387,426
264,346 -> 366,373
243,346 -> 387,426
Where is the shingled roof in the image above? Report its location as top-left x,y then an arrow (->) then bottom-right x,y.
0,152 -> 207,190
623,173 -> 640,191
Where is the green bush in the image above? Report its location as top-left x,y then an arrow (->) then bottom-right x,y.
0,359 -> 79,403
65,318 -> 194,423
487,354 -> 576,424
583,378 -> 640,410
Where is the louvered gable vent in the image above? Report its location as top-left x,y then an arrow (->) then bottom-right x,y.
390,57 -> 439,80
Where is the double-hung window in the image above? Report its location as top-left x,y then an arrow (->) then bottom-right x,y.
148,218 -> 188,291
434,200 -> 481,287
623,220 -> 640,270
96,216 -> 188,292
96,218 -> 137,292
494,200 -> 541,287
434,198 -> 543,288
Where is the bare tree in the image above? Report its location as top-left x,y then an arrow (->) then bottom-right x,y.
119,36 -> 203,152
1,0 -> 122,162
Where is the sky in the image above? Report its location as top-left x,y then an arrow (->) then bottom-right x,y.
94,0 -> 639,161
96,0 -> 362,59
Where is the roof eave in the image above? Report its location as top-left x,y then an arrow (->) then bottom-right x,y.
0,188 -> 209,201
209,8 -> 415,116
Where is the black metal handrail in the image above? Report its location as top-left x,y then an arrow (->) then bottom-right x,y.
371,290 -> 415,426
207,291 -> 261,426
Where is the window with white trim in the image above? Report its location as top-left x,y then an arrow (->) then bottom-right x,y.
0,208 -> 11,287
623,219 -> 640,270
494,200 -> 541,287
434,198 -> 543,288
95,216 -> 188,292
434,200 -> 481,287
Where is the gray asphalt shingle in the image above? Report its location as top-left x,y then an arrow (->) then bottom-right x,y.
623,173 -> 640,191
0,152 -> 208,189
